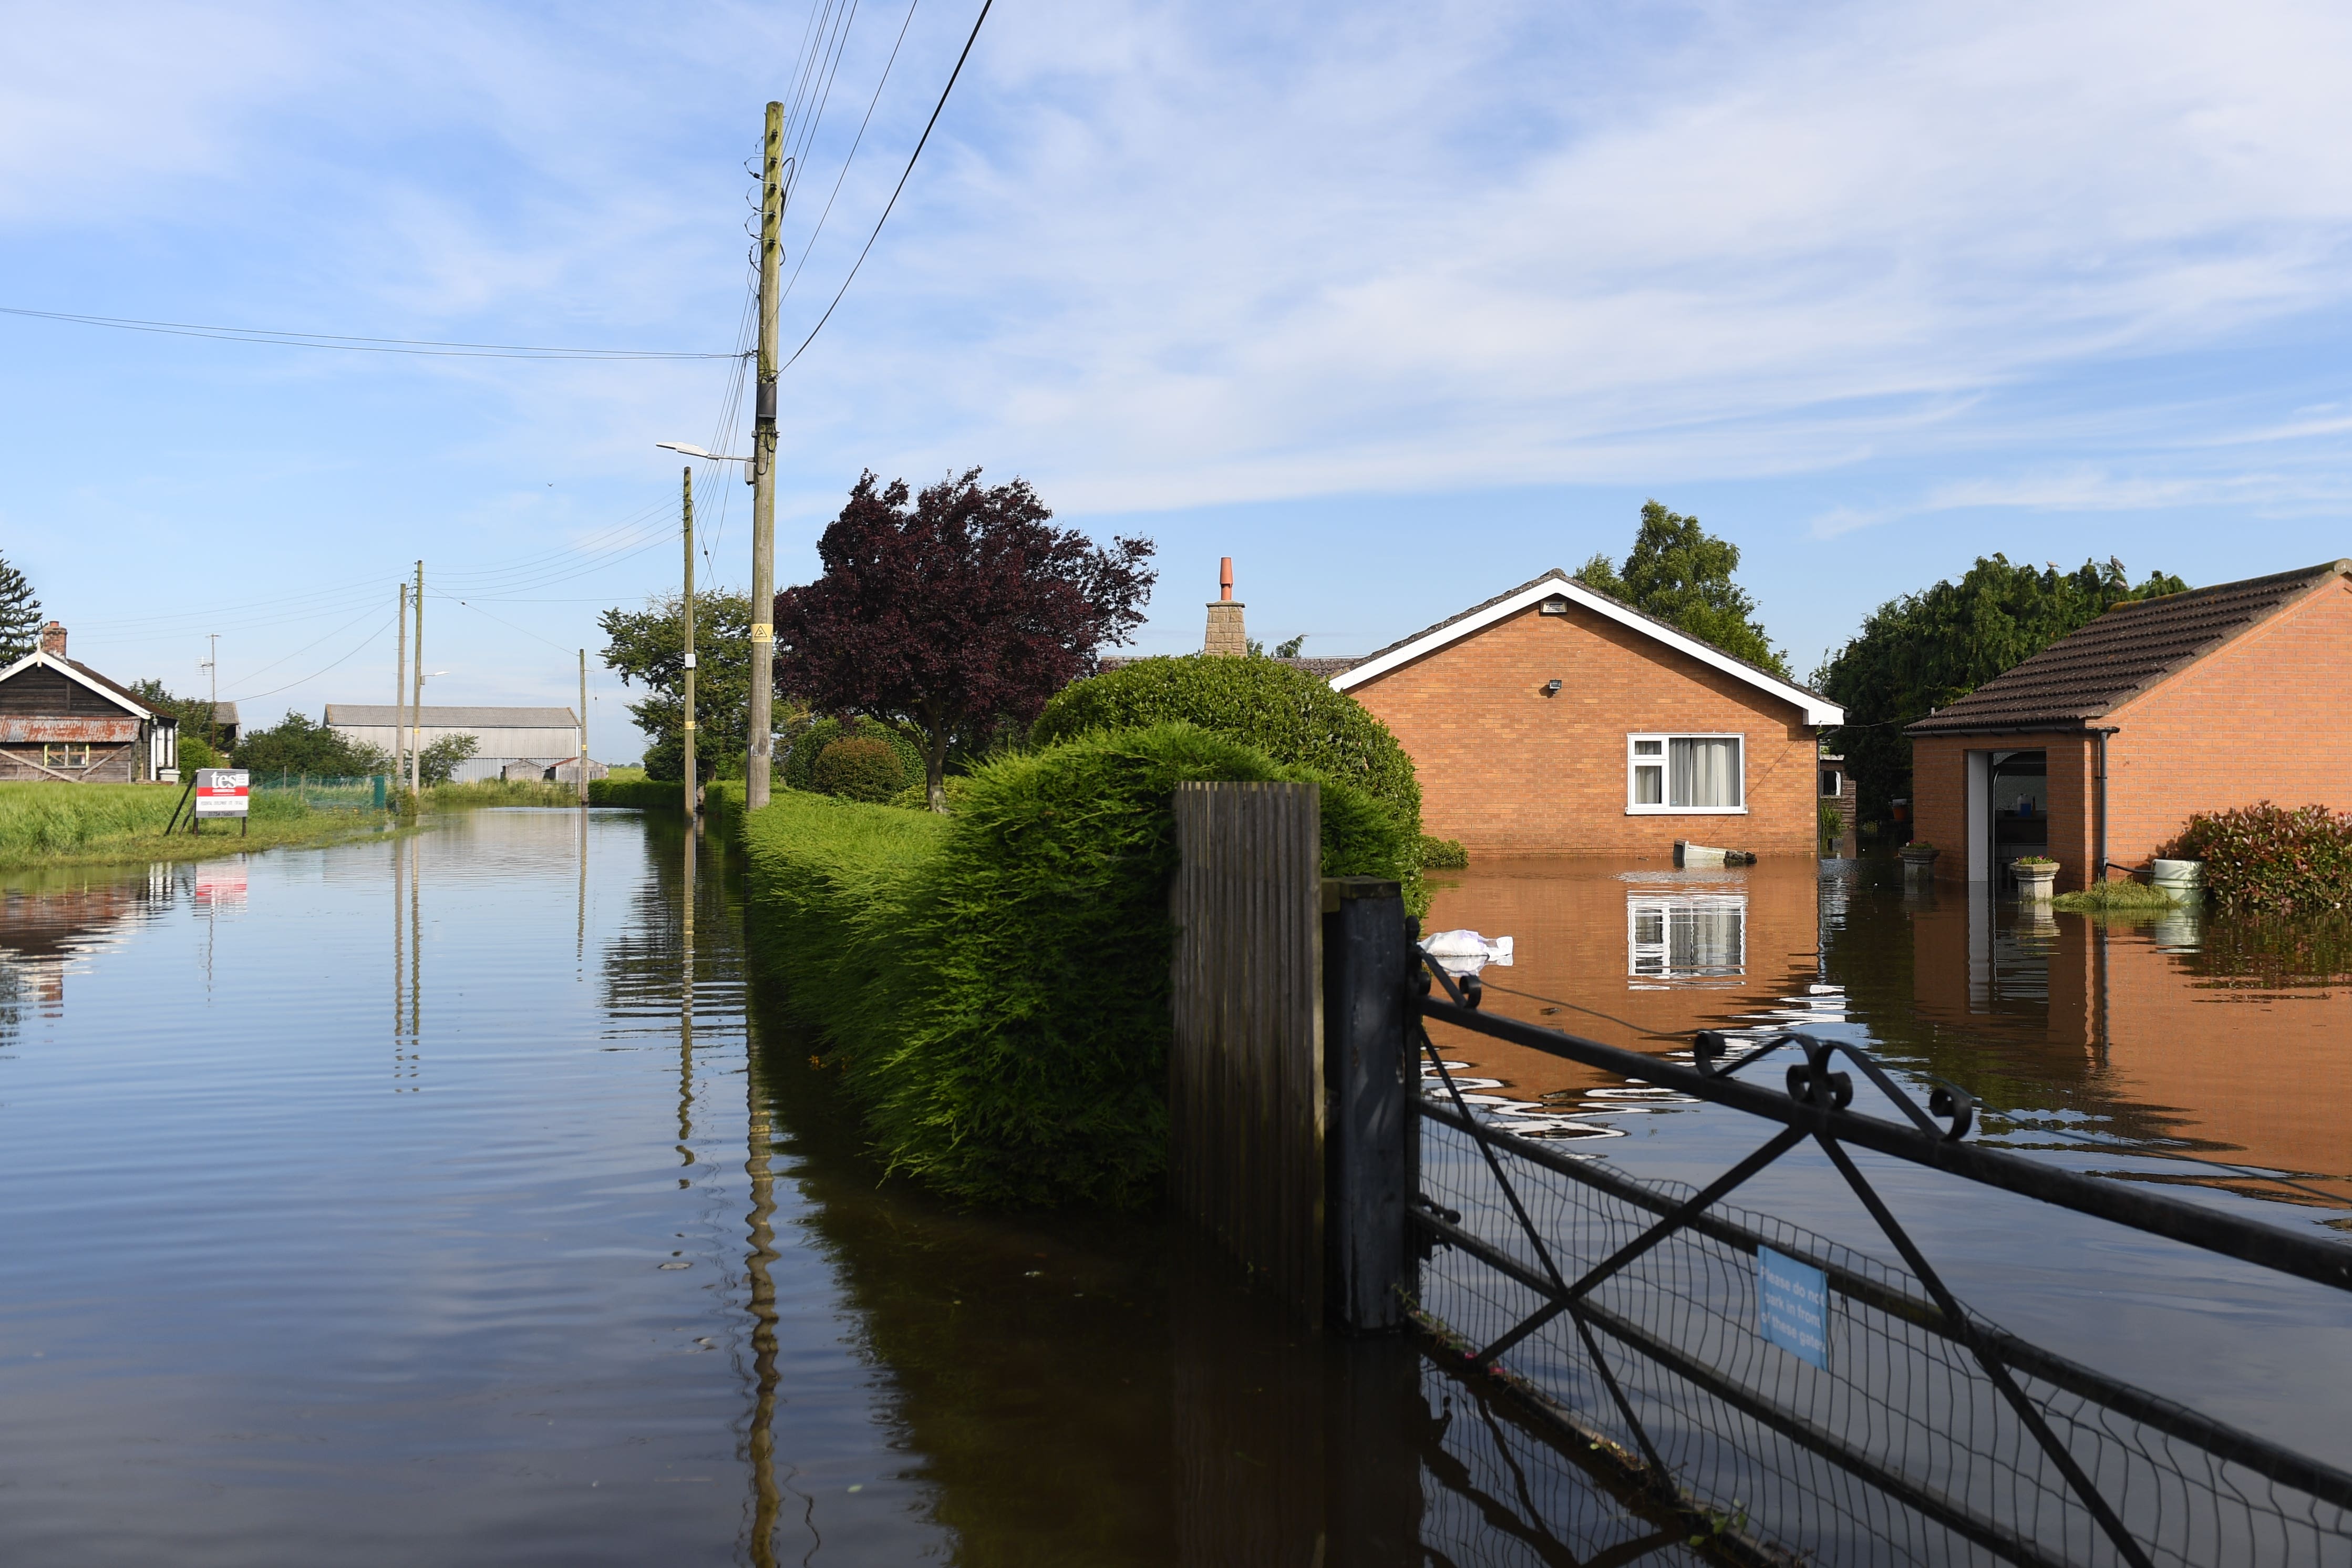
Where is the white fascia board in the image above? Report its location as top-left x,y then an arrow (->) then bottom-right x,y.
0,652 -> 154,718
1330,577 -> 1844,726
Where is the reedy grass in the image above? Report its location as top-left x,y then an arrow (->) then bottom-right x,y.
2051,880 -> 2180,913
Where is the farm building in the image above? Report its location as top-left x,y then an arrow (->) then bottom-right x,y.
1329,570 -> 1842,858
324,705 -> 582,784
0,622 -> 178,783
1905,560 -> 2352,892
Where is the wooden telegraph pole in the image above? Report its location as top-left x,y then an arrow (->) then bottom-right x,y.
408,562 -> 425,796
746,99 -> 783,810
680,466 -> 697,818
394,583 -> 409,784
577,649 -> 590,805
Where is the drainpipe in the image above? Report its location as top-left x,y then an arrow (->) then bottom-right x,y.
2092,727 -> 2121,884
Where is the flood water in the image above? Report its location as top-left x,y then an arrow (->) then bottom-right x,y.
1423,857 -> 2352,1467
0,811 -> 1709,1568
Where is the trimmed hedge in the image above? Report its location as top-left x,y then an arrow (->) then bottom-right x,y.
784,715 -> 925,796
2161,802 -> 2352,913
813,736 -> 906,802
739,722 -> 1418,1208
1034,656 -> 1422,833
1419,834 -> 1468,870
587,778 -> 684,810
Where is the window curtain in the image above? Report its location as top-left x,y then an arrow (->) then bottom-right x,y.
1669,737 -> 1741,808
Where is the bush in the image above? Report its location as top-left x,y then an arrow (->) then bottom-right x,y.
234,710 -> 389,776
783,715 -> 925,795
1418,834 -> 1468,869
1033,656 -> 1422,833
813,736 -> 906,802
178,733 -> 222,773
1818,801 -> 1843,843
740,722 -> 1419,1209
587,778 -> 684,810
2161,802 -> 2352,912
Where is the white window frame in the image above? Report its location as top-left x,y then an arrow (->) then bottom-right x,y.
1625,733 -> 1747,815
1626,894 -> 1749,984
43,741 -> 90,770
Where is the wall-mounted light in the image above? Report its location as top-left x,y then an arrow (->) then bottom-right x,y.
1540,597 -> 1569,615
1544,679 -> 1563,695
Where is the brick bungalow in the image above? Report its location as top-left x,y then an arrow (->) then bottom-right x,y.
1905,560 -> 2352,892
0,622 -> 179,783
1332,570 -> 1842,857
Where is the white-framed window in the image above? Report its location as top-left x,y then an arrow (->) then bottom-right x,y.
1626,734 -> 1745,813
43,742 -> 90,770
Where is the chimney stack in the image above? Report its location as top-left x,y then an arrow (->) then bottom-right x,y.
38,621 -> 66,659
1203,557 -> 1246,656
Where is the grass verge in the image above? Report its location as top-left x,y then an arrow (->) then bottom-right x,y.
738,723 -> 1419,1209
0,782 -> 394,869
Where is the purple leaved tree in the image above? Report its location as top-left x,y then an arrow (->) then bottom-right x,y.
773,469 -> 1156,810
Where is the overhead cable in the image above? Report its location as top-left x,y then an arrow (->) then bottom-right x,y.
779,0 -> 993,374
0,306 -> 740,361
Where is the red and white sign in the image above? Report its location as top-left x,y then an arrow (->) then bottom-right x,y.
193,768 -> 250,818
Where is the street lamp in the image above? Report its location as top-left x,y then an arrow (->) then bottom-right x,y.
655,441 -> 753,483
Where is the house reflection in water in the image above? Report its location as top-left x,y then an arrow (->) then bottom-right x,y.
1625,891 -> 1747,987
0,864 -> 176,1017
1894,882 -> 2352,1206
1423,858 -> 2350,1211
1420,859 -> 1829,1137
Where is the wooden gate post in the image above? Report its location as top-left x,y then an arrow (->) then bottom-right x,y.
1323,875 -> 1412,1332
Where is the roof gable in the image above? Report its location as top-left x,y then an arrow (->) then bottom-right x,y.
1332,569 -> 1842,725
1906,560 -> 2352,736
0,652 -> 161,719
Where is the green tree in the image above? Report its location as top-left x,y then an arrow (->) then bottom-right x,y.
234,711 -> 391,776
1815,555 -> 2188,826
0,554 -> 42,662
1575,500 -> 1789,676
418,733 -> 479,786
599,590 -> 752,784
129,679 -> 218,750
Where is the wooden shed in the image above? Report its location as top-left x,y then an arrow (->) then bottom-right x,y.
0,622 -> 177,783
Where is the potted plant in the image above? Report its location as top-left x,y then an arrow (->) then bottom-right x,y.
1898,839 -> 1938,874
2011,855 -> 2058,902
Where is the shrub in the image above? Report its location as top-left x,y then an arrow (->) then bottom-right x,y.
1033,656 -> 1422,832
1818,801 -> 1843,843
783,715 -> 924,795
813,736 -> 906,802
587,778 -> 684,810
740,721 -> 1418,1209
1418,834 -> 1468,870
2161,802 -> 2352,912
178,733 -> 222,773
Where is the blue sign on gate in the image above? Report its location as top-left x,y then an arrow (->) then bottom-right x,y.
1757,1246 -> 1829,1368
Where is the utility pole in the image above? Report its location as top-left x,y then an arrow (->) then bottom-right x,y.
746,99 -> 783,810
203,633 -> 220,752
577,648 -> 590,805
394,584 -> 408,784
681,466 -> 697,818
409,561 -> 424,796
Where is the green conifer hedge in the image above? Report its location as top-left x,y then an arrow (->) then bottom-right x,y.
738,722 -> 1418,1208
1032,656 -> 1422,833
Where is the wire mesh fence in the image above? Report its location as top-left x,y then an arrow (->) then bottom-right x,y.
1412,1091 -> 2352,1568
246,773 -> 390,812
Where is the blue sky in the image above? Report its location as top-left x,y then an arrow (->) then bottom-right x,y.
5,1 -> 2351,757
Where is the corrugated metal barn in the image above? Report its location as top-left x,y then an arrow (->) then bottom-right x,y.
325,705 -> 581,783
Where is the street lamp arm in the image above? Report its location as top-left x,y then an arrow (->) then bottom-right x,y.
655,441 -> 752,463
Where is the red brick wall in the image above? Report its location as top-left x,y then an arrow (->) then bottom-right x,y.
2104,578 -> 2352,867
1344,600 -> 1820,857
1911,731 -> 2096,890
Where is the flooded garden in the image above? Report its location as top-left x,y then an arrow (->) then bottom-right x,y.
0,812 -> 2344,1564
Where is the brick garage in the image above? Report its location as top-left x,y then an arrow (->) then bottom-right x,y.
1906,561 -> 2352,891
1334,571 -> 1842,857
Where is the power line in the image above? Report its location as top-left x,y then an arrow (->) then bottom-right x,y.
779,0 -> 993,374
780,0 -> 921,310
0,306 -> 741,361
222,609 -> 401,703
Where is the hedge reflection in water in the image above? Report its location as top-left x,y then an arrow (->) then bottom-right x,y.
620,816 -> 1715,1565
